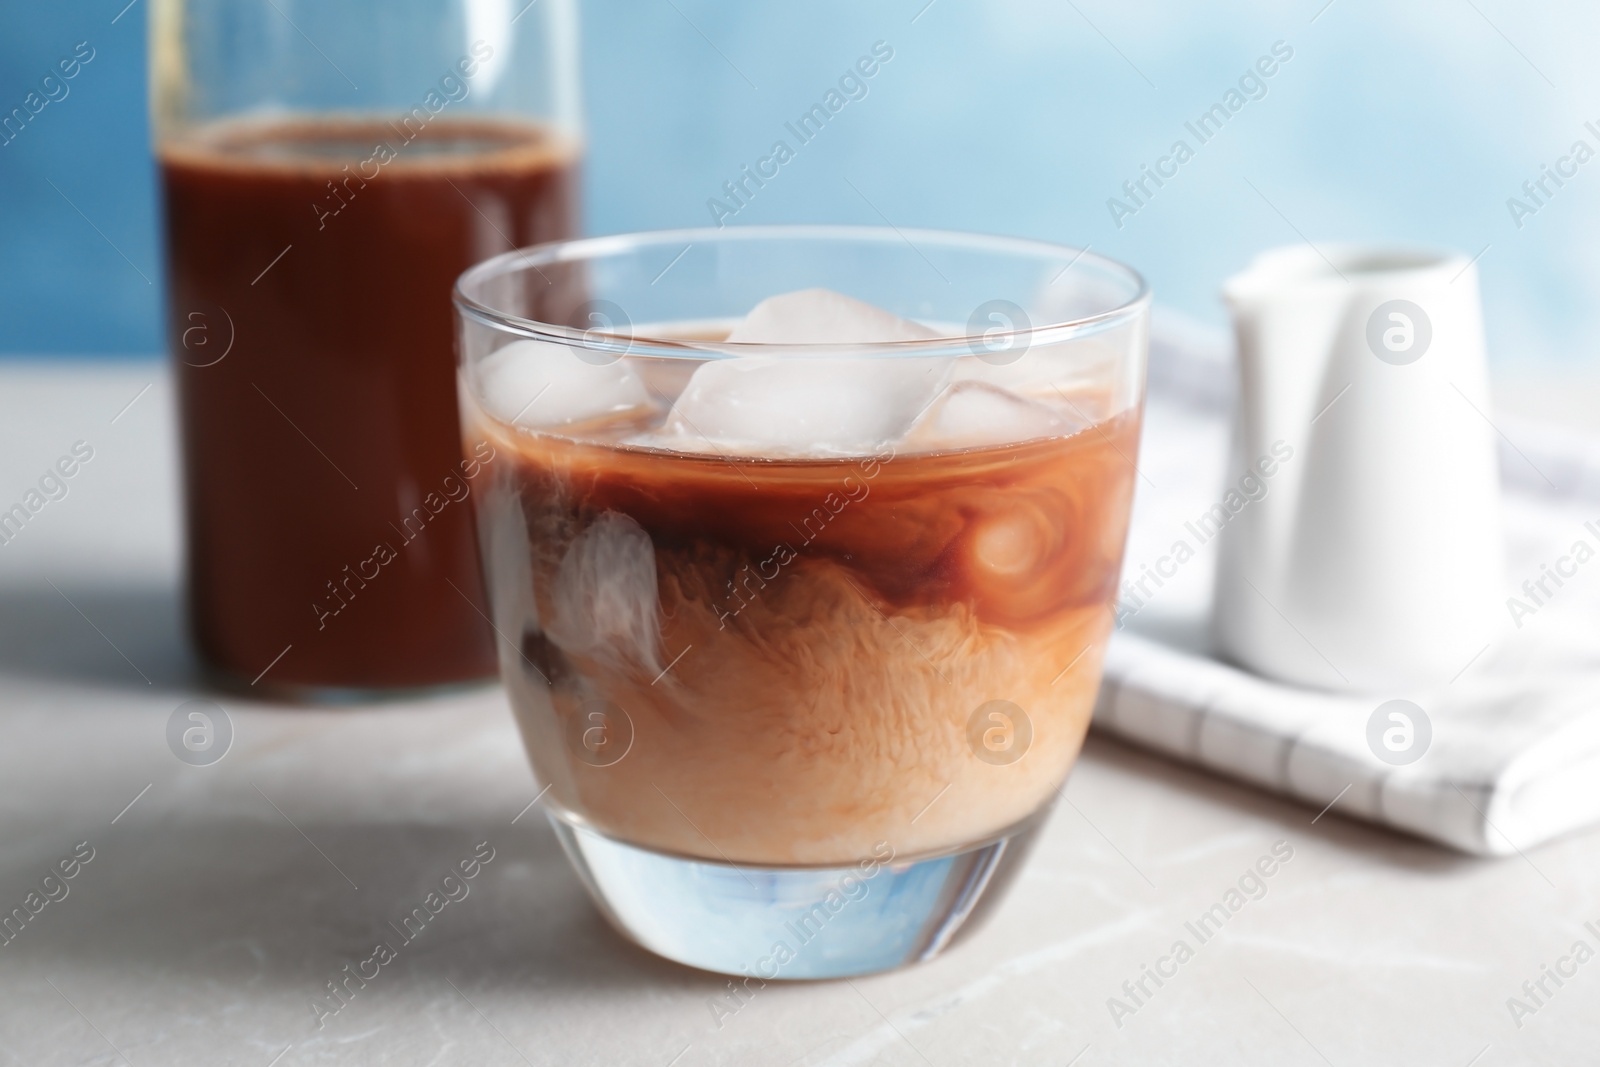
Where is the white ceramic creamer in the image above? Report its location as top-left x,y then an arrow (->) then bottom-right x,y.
1213,245 -> 1503,694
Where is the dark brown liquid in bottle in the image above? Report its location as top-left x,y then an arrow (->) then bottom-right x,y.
161,117 -> 580,691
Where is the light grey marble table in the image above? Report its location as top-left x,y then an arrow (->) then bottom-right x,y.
1,361 -> 1598,1066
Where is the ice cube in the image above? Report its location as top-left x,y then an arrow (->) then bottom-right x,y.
726,288 -> 940,344
651,355 -> 949,457
900,380 -> 1085,452
952,338 -> 1122,403
545,510 -> 662,674
646,289 -> 950,458
477,340 -> 654,430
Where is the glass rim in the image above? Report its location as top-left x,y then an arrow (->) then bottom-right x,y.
453,224 -> 1151,359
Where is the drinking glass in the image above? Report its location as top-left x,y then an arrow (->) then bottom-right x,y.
455,226 -> 1149,977
152,0 -> 582,693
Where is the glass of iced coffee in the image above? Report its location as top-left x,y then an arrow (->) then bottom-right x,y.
455,227 -> 1148,977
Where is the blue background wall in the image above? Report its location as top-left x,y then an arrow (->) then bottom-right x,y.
3,0 -> 1598,365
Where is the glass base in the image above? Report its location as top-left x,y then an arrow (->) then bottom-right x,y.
550,807 -> 1047,979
